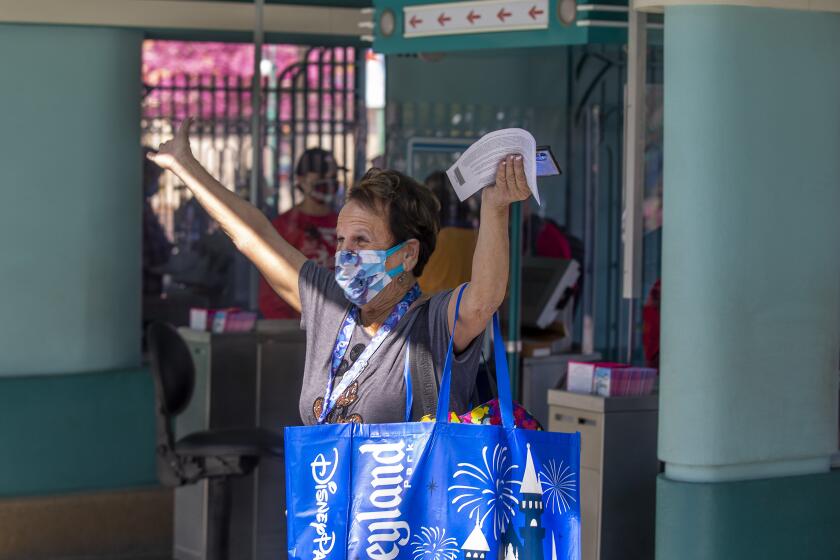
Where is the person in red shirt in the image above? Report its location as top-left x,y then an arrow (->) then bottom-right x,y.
642,278 -> 661,367
259,148 -> 341,318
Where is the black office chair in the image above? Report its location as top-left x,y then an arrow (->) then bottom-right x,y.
147,321 -> 283,560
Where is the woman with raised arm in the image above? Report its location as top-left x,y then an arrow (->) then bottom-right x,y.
148,119 -> 533,425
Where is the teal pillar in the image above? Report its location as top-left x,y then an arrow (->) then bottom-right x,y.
655,5 -> 840,558
0,24 -> 143,375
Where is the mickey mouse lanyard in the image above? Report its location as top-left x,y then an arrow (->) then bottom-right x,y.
318,283 -> 421,423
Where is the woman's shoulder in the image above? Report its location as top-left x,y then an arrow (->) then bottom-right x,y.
415,287 -> 454,307
299,261 -> 348,325
300,259 -> 329,286
417,288 -> 457,325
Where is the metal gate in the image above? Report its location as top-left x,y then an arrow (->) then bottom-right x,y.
271,46 -> 364,214
141,44 -> 364,306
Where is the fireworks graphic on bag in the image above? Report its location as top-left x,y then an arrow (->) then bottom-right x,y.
448,444 -> 520,539
538,459 -> 577,515
411,527 -> 460,560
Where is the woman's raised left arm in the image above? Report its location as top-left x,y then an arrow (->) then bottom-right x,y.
448,154 -> 532,351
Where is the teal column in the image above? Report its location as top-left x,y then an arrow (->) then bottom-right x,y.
656,5 -> 840,558
0,24 -> 143,375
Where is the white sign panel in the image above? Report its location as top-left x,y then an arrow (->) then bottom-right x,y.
403,0 -> 549,38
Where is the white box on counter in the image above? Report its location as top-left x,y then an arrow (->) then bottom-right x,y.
566,361 -> 630,395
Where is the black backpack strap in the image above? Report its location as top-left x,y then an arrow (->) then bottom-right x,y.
409,300 -> 439,420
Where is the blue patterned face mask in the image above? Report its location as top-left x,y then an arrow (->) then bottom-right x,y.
334,241 -> 407,306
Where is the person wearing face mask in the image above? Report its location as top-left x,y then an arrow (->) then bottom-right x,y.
148,119 -> 533,425
258,148 -> 341,319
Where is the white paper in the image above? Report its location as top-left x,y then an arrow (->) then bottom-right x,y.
567,362 -> 600,394
446,128 -> 540,205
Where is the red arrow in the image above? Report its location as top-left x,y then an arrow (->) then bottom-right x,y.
437,12 -> 451,26
529,5 -> 545,19
409,15 -> 423,28
497,8 -> 512,22
466,10 -> 481,24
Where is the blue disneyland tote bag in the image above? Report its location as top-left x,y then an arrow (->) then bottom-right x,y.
285,286 -> 581,560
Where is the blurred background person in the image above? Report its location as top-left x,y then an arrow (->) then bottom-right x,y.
418,170 -> 479,295
142,147 -> 173,297
258,148 -> 342,318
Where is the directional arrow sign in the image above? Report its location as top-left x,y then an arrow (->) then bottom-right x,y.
403,0 -> 548,38
528,5 -> 545,19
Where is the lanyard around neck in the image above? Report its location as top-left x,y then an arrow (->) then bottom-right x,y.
318,284 -> 420,424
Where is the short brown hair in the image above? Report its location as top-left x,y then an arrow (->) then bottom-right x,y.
347,169 -> 440,277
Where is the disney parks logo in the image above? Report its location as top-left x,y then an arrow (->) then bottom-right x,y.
310,448 -> 339,560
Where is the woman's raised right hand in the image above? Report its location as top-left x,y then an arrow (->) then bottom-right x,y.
146,117 -> 195,171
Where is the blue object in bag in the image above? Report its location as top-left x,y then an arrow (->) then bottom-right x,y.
285,285 -> 581,560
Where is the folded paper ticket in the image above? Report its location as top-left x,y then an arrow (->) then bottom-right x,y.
446,128 -> 540,205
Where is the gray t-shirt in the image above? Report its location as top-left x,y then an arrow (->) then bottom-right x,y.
297,260 -> 483,425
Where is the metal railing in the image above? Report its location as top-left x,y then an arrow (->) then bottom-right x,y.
141,45 -> 364,307
142,46 -> 363,236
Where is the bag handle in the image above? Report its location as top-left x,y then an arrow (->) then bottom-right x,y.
491,313 -> 515,429
434,284 -> 467,423
435,285 -> 515,430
